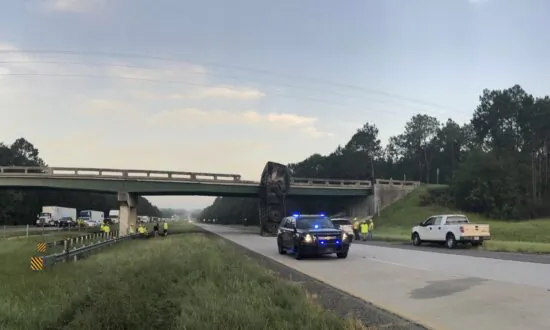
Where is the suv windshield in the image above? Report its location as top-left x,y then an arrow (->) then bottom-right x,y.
296,217 -> 335,230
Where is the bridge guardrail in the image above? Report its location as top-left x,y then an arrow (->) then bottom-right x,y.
291,178 -> 372,187
0,166 -> 242,182
0,166 -> 373,188
31,231 -> 132,271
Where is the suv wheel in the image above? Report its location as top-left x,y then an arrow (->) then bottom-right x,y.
277,238 -> 286,255
294,245 -> 303,260
336,251 -> 348,259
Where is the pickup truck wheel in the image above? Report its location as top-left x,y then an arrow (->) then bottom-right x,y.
412,233 -> 422,246
446,233 -> 457,249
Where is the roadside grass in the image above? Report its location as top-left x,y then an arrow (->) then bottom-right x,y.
374,186 -> 550,253
0,224 -> 365,330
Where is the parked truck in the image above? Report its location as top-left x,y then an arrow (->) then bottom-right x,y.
411,214 -> 491,249
36,206 -> 77,227
108,210 -> 120,224
78,210 -> 105,227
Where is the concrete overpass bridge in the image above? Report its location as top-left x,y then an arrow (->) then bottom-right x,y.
0,165 -> 419,236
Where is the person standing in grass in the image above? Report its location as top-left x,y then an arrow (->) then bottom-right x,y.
352,218 -> 360,240
368,219 -> 374,240
153,222 -> 159,237
360,221 -> 369,241
163,221 -> 168,236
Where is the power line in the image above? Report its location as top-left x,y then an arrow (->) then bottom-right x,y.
0,49 -> 463,113
0,72 -> 465,120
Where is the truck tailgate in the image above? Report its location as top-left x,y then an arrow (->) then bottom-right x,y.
462,224 -> 490,237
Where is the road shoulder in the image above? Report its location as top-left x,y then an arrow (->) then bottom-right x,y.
198,225 -> 427,330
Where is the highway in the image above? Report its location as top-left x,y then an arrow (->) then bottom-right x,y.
199,223 -> 550,330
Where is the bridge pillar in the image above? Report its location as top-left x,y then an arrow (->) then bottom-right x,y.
118,192 -> 138,237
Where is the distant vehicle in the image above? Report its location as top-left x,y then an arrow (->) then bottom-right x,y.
108,210 -> 119,223
58,216 -> 76,227
330,217 -> 354,241
277,214 -> 351,260
78,210 -> 104,227
36,206 -> 77,227
411,214 -> 491,249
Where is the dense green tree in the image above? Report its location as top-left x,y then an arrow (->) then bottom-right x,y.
200,84 -> 550,222
0,138 -> 161,225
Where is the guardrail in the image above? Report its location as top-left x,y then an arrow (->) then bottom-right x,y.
31,231 -> 133,271
35,232 -> 109,253
291,178 -> 372,187
0,166 -> 242,182
0,166 -> 374,188
375,179 -> 421,187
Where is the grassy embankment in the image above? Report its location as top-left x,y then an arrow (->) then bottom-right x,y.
374,186 -> 550,253
0,223 -> 364,330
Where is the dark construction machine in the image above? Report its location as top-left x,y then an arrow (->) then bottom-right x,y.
258,161 -> 291,236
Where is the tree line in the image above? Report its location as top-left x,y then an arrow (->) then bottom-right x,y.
200,85 -> 550,223
0,138 -> 161,225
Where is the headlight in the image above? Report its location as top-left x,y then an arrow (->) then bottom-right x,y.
342,232 -> 348,240
304,234 -> 314,243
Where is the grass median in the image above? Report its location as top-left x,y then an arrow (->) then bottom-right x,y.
0,224 -> 364,330
374,186 -> 550,253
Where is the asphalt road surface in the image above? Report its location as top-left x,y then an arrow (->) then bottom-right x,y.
222,224 -> 550,265
199,223 -> 550,330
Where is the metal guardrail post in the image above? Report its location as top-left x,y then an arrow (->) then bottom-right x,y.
63,239 -> 69,263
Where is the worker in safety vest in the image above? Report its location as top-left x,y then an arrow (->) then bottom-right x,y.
163,221 -> 168,236
137,224 -> 146,236
352,218 -> 360,240
128,225 -> 135,235
368,219 -> 374,240
360,221 -> 369,241
103,223 -> 111,237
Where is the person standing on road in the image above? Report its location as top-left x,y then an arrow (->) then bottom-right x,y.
367,219 -> 374,240
352,218 -> 360,240
360,221 -> 368,241
163,221 -> 168,236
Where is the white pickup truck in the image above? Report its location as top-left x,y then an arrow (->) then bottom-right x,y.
411,214 -> 491,249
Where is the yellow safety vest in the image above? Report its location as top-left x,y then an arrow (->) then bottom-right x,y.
163,223 -> 168,230
104,226 -> 110,233
360,223 -> 369,234
129,226 -> 135,234
353,221 -> 360,230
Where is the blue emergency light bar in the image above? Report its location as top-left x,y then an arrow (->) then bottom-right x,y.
291,213 -> 326,218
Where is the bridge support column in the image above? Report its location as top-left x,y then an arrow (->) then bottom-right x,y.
346,196 -> 373,219
118,192 -> 138,237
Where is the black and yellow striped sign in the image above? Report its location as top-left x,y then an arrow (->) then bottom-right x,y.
36,242 -> 47,253
30,257 -> 44,271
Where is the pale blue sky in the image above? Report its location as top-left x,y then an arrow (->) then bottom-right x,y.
0,0 -> 548,209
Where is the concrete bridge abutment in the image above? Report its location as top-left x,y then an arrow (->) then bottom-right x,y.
118,192 -> 138,237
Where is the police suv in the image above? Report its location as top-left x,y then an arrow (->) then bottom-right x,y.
276,214 -> 351,260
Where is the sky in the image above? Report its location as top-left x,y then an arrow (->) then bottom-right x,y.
1,0 -> 549,209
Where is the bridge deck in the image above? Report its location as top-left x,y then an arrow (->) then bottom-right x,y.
0,166 -> 373,188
